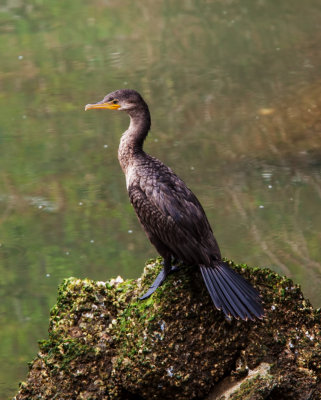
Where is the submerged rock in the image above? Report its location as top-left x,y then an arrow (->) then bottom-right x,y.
15,259 -> 321,399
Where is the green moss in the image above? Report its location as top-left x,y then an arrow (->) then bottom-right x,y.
39,334 -> 94,372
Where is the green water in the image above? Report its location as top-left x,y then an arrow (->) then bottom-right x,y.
1,0 -> 321,397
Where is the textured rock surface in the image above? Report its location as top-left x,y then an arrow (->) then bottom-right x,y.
15,259 -> 321,399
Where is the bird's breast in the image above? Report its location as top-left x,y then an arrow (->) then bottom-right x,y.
125,164 -> 137,190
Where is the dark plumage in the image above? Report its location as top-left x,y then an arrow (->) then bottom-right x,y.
85,89 -> 264,321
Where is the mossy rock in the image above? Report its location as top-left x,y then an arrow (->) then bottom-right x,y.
15,259 -> 321,399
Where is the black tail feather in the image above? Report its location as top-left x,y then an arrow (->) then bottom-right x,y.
216,264 -> 263,318
200,262 -> 264,321
200,268 -> 222,310
211,268 -> 250,320
207,268 -> 238,318
208,268 -> 234,318
217,267 -> 262,319
218,264 -> 260,301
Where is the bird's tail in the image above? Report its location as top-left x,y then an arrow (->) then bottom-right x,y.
200,262 -> 264,321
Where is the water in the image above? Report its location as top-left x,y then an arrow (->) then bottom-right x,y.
1,0 -> 321,397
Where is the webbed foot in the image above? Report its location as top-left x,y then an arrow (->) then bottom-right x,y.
139,265 -> 179,300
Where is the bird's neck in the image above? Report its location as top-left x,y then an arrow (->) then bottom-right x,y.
118,107 -> 151,172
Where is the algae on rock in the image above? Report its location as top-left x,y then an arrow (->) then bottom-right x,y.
15,259 -> 321,400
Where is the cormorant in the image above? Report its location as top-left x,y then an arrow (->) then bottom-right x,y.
85,89 -> 264,321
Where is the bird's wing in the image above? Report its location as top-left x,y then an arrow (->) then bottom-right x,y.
128,157 -> 221,262
129,183 -> 211,264
139,161 -> 212,240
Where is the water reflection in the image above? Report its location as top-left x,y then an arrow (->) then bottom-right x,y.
0,0 -> 321,397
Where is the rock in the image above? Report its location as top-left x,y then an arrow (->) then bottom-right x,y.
15,259 -> 321,400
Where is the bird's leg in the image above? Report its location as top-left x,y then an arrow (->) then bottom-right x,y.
139,256 -> 178,300
170,255 -> 183,271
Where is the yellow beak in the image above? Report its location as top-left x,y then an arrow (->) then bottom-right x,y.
85,102 -> 121,111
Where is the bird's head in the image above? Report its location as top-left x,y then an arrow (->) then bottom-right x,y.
85,89 -> 146,113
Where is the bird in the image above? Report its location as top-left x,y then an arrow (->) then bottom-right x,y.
85,89 -> 264,321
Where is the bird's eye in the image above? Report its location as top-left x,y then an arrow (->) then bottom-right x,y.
112,100 -> 118,104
